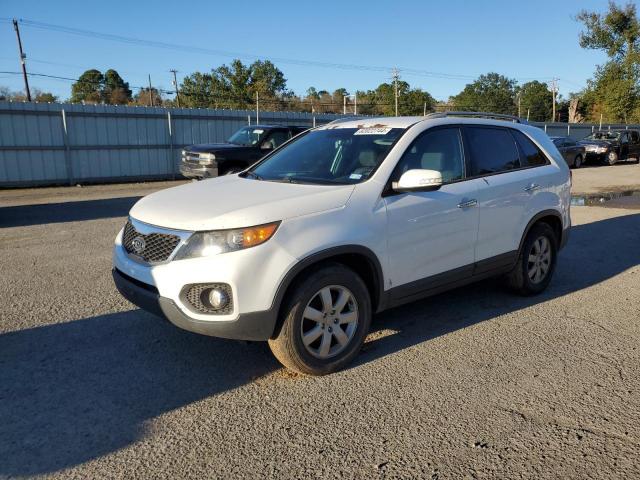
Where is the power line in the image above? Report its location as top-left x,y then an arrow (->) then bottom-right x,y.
14,18 -> 493,81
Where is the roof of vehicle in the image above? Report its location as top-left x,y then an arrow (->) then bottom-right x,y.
245,124 -> 309,129
317,112 -> 527,131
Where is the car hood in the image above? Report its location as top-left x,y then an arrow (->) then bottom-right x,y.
579,139 -> 615,147
186,143 -> 252,153
129,175 -> 356,231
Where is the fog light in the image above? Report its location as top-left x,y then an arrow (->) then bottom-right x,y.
208,288 -> 229,310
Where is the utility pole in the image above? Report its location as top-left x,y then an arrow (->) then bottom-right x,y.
343,95 -> 347,115
354,93 -> 357,115
517,91 -> 521,118
392,67 -> 400,117
256,91 -> 259,124
148,75 -> 154,107
12,19 -> 31,102
423,102 -> 427,116
170,69 -> 181,107
550,78 -> 558,122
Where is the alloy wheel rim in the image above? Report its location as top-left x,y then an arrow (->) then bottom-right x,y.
527,236 -> 552,284
300,285 -> 359,359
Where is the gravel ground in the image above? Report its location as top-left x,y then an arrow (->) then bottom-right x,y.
1,184 -> 639,479
571,162 -> 640,194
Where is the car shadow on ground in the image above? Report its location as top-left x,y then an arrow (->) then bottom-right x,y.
0,196 -> 141,228
0,213 -> 638,476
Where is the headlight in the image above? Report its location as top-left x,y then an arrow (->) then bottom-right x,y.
174,222 -> 280,260
596,146 -> 608,153
199,153 -> 216,163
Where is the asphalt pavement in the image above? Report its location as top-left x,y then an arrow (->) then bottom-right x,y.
1,182 -> 639,479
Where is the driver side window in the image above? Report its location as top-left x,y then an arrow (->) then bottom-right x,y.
393,128 -> 464,183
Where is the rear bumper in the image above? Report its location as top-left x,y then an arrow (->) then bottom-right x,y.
112,268 -> 277,341
179,162 -> 218,179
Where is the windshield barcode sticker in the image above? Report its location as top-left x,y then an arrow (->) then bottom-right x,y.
354,127 -> 392,135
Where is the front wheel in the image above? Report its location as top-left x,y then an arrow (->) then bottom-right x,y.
505,223 -> 557,296
268,264 -> 372,375
573,155 -> 582,168
606,151 -> 618,165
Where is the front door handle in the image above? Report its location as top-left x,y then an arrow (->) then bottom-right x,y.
457,199 -> 478,209
524,183 -> 541,192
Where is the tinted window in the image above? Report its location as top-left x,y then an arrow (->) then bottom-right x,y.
512,130 -> 548,167
630,131 -> 639,143
466,127 -> 520,175
393,128 -> 464,183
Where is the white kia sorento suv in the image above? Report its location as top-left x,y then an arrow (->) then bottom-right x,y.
113,112 -> 571,375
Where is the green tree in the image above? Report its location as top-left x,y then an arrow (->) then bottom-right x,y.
71,69 -> 104,104
576,2 -> 640,121
179,59 -> 291,110
518,81 -> 553,121
103,69 -> 132,104
451,73 -> 517,114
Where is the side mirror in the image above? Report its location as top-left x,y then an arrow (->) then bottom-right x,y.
392,169 -> 443,193
260,142 -> 273,150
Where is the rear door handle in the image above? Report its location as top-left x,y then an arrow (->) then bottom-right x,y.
457,199 -> 478,209
524,183 -> 541,192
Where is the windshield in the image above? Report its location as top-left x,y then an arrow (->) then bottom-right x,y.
584,132 -> 621,141
228,127 -> 268,146
246,127 -> 405,185
551,138 -> 563,146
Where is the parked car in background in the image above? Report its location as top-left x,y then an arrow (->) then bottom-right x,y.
180,125 -> 309,179
579,129 -> 640,165
550,136 -> 586,168
113,112 -> 571,375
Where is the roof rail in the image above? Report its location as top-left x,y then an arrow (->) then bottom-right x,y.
324,115 -> 361,126
425,111 -> 525,124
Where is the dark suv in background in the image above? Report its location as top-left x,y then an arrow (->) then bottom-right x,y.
181,125 -> 309,179
579,129 -> 640,165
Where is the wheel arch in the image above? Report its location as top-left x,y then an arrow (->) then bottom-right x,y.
518,210 -> 564,254
270,245 -> 384,338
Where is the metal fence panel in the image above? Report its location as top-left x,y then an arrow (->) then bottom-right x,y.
2,101 -> 640,188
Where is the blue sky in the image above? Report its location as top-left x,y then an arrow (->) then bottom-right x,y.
0,0 -> 609,102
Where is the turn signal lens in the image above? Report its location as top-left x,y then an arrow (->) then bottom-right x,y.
242,223 -> 279,247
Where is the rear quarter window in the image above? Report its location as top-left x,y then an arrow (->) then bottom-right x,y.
512,130 -> 549,167
465,127 -> 521,176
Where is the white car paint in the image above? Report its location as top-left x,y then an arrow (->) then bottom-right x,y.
113,115 -> 571,333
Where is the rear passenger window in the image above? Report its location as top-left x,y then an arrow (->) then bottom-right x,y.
512,131 -> 548,167
466,127 -> 520,176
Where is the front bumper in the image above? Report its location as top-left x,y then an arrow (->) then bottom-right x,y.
113,268 -> 277,340
179,162 -> 218,179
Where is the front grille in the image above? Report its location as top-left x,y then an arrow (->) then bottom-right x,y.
182,283 -> 234,315
122,221 -> 181,263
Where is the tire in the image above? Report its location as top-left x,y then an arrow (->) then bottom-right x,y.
606,150 -> 618,165
268,264 -> 372,375
505,222 -> 557,296
573,155 -> 582,169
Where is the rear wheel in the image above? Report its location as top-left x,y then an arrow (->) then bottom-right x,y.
505,223 -> 557,296
268,264 -> 372,375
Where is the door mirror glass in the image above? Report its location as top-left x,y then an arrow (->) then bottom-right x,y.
261,141 -> 274,150
393,169 -> 443,192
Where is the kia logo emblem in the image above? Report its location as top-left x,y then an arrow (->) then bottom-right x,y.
131,236 -> 146,254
